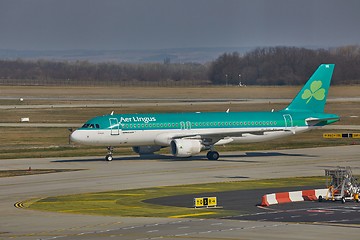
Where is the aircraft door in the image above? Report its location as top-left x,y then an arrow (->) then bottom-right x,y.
186,121 -> 191,130
283,114 -> 293,130
109,118 -> 120,135
180,121 -> 191,130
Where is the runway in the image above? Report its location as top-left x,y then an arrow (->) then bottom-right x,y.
1,97 -> 359,109
1,145 -> 359,239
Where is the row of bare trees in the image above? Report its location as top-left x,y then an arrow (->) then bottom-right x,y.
0,60 -> 208,86
208,46 -> 360,85
0,46 -> 359,86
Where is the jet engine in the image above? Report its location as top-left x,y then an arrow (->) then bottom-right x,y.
132,146 -> 162,155
170,139 -> 203,157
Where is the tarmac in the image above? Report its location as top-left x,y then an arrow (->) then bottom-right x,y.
1,145 -> 360,239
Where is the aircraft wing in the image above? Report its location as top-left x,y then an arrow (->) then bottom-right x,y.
155,128 -> 282,146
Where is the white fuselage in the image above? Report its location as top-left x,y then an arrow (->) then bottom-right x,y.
70,126 -> 311,147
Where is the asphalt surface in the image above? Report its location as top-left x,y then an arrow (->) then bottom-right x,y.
1,145 -> 360,239
146,186 -> 360,224
232,201 -> 360,224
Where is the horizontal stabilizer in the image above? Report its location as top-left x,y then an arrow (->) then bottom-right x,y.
306,117 -> 339,126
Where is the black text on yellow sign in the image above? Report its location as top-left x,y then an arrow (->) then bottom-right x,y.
194,197 -> 217,208
323,133 -> 342,139
323,133 -> 360,139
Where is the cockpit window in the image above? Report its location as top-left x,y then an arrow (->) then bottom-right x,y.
82,123 -> 100,129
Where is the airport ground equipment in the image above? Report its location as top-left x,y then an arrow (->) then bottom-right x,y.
319,166 -> 359,203
260,189 -> 329,206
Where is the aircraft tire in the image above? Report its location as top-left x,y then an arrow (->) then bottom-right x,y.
207,151 -> 219,160
105,154 -> 113,161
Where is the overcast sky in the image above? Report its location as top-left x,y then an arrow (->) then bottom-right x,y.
0,0 -> 359,50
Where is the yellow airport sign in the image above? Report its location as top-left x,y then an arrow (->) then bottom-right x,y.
323,133 -> 360,139
323,133 -> 342,139
353,133 -> 360,139
194,197 -> 217,208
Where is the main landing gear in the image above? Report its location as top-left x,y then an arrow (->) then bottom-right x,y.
207,151 -> 220,160
105,146 -> 114,161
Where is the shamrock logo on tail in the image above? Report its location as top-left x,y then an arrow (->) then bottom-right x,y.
301,80 -> 325,104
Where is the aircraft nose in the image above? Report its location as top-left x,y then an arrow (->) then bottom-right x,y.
70,130 -> 82,143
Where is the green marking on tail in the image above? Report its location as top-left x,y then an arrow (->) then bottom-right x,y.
301,80 -> 326,104
285,64 -> 335,113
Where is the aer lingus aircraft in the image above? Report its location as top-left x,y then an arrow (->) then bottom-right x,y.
71,64 -> 339,161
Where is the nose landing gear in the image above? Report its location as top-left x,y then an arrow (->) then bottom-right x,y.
105,147 -> 114,161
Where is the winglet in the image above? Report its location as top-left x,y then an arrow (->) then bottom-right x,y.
284,64 -> 335,113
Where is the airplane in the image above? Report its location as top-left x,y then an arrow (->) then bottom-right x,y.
70,64 -> 339,161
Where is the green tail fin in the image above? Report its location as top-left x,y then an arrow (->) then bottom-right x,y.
284,64 -> 335,113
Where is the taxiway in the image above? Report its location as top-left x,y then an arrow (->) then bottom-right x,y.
1,145 -> 359,239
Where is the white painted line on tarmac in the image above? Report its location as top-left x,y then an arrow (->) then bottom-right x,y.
211,222 -> 223,226
177,226 -> 190,229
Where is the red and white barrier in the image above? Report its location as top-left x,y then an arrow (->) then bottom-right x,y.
261,189 -> 329,206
